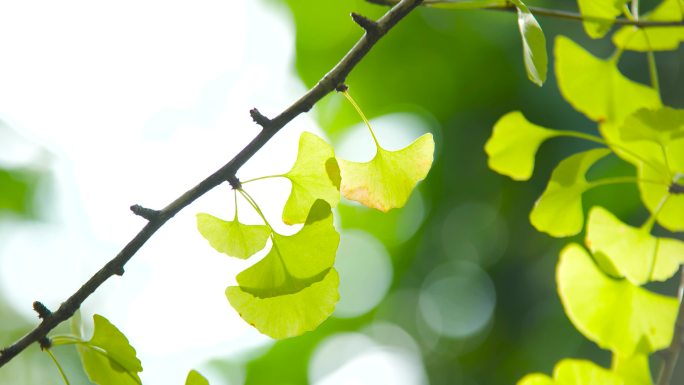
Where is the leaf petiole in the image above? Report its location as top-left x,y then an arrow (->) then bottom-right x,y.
240,175 -> 282,185
46,349 -> 71,385
342,90 -> 380,147
238,188 -> 274,231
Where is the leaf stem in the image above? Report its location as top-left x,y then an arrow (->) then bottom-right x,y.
238,188 -> 274,231
645,36 -> 661,98
46,349 -> 71,385
342,90 -> 380,147
233,189 -> 238,221
587,176 -> 642,188
240,175 -> 283,185
641,193 -> 671,232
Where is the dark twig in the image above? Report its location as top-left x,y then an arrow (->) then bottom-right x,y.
32,302 -> 52,320
669,183 -> 684,195
249,108 -> 272,129
129,204 -> 160,221
657,266 -> 684,385
0,0 -> 424,368
352,12 -> 381,35
366,0 -> 684,27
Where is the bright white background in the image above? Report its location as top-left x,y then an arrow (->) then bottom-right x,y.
0,1 -> 429,384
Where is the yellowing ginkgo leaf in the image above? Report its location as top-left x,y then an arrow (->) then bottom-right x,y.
510,0 -> 548,86
339,133 -> 434,212
282,131 -> 341,224
557,244 -> 677,356
485,111 -> 559,181
577,0 -> 629,38
530,148 -> 611,237
555,36 -> 661,124
226,200 -> 340,338
77,315 -> 143,385
613,0 -> 684,52
518,359 -> 623,385
586,206 -> 684,284
197,213 -> 270,260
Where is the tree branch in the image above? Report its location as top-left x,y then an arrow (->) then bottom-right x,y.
367,0 -> 684,27
0,0 -> 425,368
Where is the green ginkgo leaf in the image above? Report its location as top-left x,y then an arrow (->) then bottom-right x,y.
586,206 -> 684,284
226,200 -> 340,338
339,133 -> 434,212
577,0 -> 629,38
518,359 -> 623,385
197,213 -> 270,260
77,315 -> 143,385
613,0 -> 684,52
282,131 -> 341,224
510,0 -> 547,86
557,244 -> 677,356
621,107 -> 684,145
613,354 -> 652,385
485,111 -> 558,180
637,156 -> 684,232
555,36 -> 661,123
530,148 -> 611,237
186,370 -> 210,385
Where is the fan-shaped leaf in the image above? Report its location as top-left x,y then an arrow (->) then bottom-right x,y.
485,111 -> 558,180
555,36 -> 661,123
339,133 -> 434,212
586,206 -> 684,284
282,131 -> 341,224
613,0 -> 684,52
530,148 -> 611,237
577,0 -> 630,38
226,200 -> 340,338
518,359 -> 623,385
197,213 -> 270,260
557,244 -> 677,356
77,315 -> 142,385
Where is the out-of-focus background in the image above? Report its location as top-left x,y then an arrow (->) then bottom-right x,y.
1,0 -> 682,384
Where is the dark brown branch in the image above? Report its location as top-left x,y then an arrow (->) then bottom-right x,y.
0,0 -> 424,368
657,266 -> 684,385
249,108 -> 272,129
129,204 -> 160,221
670,183 -> 684,195
352,12 -> 381,35
367,0 -> 684,27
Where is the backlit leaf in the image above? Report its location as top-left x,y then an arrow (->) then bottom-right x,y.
339,133 -> 434,212
226,200 -> 340,338
197,213 -> 270,260
557,244 -> 677,356
510,0 -> 547,86
530,148 -> 611,237
282,131 -> 341,224
577,0 -> 629,38
518,359 -> 623,385
77,314 -> 143,385
613,0 -> 684,52
485,111 -> 558,180
586,206 -> 684,284
186,370 -> 210,385
614,354 -> 653,385
555,36 -> 661,123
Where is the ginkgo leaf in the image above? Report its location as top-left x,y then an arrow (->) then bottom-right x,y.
339,133 -> 434,212
613,354 -> 652,385
613,0 -> 684,52
557,244 -> 677,356
485,111 -> 558,180
186,370 -> 210,385
637,156 -> 684,232
282,131 -> 341,224
226,200 -> 340,338
555,36 -> 661,124
530,148 -> 611,237
586,206 -> 684,284
197,213 -> 270,260
510,0 -> 547,86
77,314 -> 143,385
227,268 -> 339,339
518,359 -> 623,385
621,107 -> 684,145
577,0 -> 629,38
